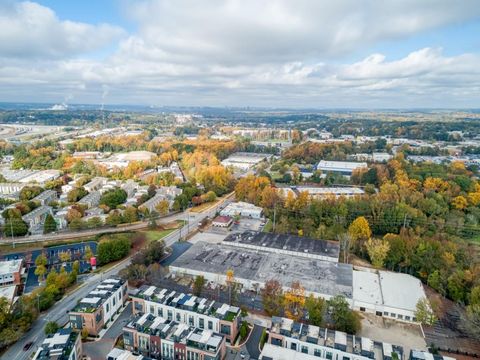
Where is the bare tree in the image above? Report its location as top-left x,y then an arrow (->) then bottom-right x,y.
337,233 -> 352,263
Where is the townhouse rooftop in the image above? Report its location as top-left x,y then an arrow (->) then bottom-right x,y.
130,285 -> 241,322
33,329 -> 78,360
270,316 -> 403,360
71,278 -> 125,313
125,313 -> 225,354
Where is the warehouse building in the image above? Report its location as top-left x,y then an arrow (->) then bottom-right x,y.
170,241 -> 428,323
221,152 -> 270,171
170,242 -> 353,301
219,201 -> 263,219
291,186 -> 365,199
222,231 -> 339,263
317,160 -> 368,176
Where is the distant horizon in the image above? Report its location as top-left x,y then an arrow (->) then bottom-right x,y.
1,1 -> 479,107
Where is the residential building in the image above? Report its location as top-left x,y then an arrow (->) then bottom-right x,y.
32,189 -> 58,206
22,205 -> 53,230
0,182 -> 28,195
83,177 -> 107,192
130,286 -> 241,344
317,160 -> 368,176
157,161 -> 185,182
220,202 -> 263,219
212,215 -> 233,228
18,169 -> 61,184
139,187 -> 182,213
77,191 -> 101,208
107,348 -> 144,360
0,259 -> 23,286
69,278 -> 128,336
409,350 -> 456,360
33,329 -> 82,360
123,312 -> 226,360
265,316 -> 403,360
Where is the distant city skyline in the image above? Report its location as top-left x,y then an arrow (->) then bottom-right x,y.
0,0 -> 479,108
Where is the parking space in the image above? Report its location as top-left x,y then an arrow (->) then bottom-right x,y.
231,218 -> 264,233
161,242 -> 192,266
188,231 -> 227,244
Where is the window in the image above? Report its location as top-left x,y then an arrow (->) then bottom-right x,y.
189,315 -> 194,326
290,343 -> 297,351
168,310 -> 173,320
176,313 -> 181,321
113,297 -> 116,306
301,345 -> 308,354
314,349 -> 321,357
106,303 -> 110,312
376,311 -> 382,316
199,318 -> 204,329
150,305 -> 155,314
397,314 -> 403,320
326,351 -> 333,360
405,316 -> 411,321
158,308 -> 163,317
383,311 -> 389,316
208,321 -> 213,330
360,307 -> 366,312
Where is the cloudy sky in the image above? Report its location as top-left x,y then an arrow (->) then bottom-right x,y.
1,0 -> 479,108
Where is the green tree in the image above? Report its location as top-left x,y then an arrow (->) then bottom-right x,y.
106,211 -> 123,226
122,206 -> 138,223
305,294 -> 326,326
100,188 -> 127,209
193,275 -> 206,296
83,245 -> 94,262
35,254 -> 48,281
155,200 -> 170,216
43,214 -> 57,234
4,217 -> 29,237
19,186 -> 43,201
414,298 -> 437,326
365,238 -> 390,268
239,321 -> 249,340
44,321 -> 59,335
327,295 -> 361,334
67,187 -> 87,203
96,234 -> 131,265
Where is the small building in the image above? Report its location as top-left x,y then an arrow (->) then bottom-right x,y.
106,348 -> 144,360
32,190 -> 57,206
83,177 -> 107,193
317,160 -> 368,176
33,329 -> 82,360
292,186 -> 365,199
69,278 -> 128,336
77,191 -> 101,209
0,259 -> 23,286
220,201 -> 263,219
212,215 -> 233,228
18,170 -> 61,185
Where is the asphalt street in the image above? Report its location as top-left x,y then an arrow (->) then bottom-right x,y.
2,195 -> 233,360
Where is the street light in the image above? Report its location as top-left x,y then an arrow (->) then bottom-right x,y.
36,293 -> 41,313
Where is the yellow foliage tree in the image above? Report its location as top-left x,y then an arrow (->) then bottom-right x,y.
365,238 -> 390,268
348,216 -> 372,244
284,281 -> 305,321
452,195 -> 468,210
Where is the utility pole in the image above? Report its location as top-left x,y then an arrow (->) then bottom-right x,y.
402,214 -> 408,230
273,205 -> 277,233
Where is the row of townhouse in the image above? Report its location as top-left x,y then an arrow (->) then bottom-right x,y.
33,329 -> 82,360
69,278 -> 128,336
123,312 -> 226,360
138,187 -> 183,213
130,285 -> 241,344
265,316 -> 404,360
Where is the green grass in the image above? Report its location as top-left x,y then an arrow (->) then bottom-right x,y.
263,219 -> 273,233
142,229 -> 176,242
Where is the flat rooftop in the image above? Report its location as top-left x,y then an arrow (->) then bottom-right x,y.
171,242 -> 352,299
223,231 -> 340,260
0,259 -> 22,276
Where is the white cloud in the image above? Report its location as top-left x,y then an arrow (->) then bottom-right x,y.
0,0 -> 480,107
0,1 -> 124,58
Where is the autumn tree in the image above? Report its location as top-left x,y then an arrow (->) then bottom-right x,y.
155,200 -> 170,216
328,295 -> 361,334
83,245 -> 94,262
58,251 -> 71,263
284,281 -> 306,321
35,253 -> 48,282
365,238 -> 390,268
262,279 -> 284,316
348,216 -> 372,251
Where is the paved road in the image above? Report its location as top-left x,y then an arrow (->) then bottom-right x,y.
3,194 -> 233,360
83,303 -> 132,360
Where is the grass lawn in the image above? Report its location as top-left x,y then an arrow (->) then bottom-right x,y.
141,228 -> 176,242
189,199 -> 221,213
263,219 -> 273,233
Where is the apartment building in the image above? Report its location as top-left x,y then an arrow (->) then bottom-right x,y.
77,191 -> 101,208
33,329 -> 82,360
0,259 -> 23,286
123,312 -> 226,360
130,286 -> 241,344
267,316 -> 403,360
32,189 -> 58,206
69,278 -> 128,336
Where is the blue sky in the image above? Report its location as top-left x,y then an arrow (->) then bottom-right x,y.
0,0 -> 480,108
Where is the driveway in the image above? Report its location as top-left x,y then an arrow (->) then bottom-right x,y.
245,325 -> 265,360
83,302 -> 132,360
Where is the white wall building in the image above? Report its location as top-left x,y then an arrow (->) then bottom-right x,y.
220,201 -> 263,219
317,160 -> 368,176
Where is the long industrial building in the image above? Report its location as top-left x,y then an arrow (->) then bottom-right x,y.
170,240 -> 428,323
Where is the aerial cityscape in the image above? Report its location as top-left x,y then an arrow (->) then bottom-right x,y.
0,1 -> 479,360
